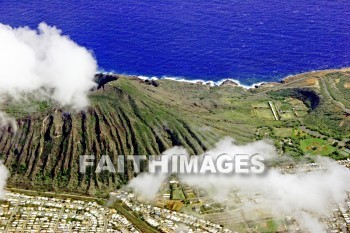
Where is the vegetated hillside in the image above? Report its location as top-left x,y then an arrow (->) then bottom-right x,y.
0,69 -> 349,195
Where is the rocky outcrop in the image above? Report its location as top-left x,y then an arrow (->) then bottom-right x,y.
94,73 -> 119,89
220,79 -> 239,87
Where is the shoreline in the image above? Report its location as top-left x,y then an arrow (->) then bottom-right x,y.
97,67 -> 350,90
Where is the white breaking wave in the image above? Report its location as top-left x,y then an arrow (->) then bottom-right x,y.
98,70 -> 267,89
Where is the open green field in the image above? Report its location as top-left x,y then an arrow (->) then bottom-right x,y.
300,137 -> 336,156
254,108 -> 275,120
274,128 -> 293,138
171,186 -> 186,200
254,219 -> 281,233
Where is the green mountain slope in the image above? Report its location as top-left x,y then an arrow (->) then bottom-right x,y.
1,69 -> 349,195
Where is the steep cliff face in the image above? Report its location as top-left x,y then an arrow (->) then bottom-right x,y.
1,108 -> 212,194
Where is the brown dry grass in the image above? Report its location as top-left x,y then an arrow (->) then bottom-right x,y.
302,77 -> 319,87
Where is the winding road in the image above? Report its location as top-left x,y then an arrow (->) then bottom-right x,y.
320,78 -> 350,114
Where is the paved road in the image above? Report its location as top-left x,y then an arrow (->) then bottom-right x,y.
4,200 -> 19,233
102,210 -> 109,233
320,78 -> 350,114
53,207 -> 65,232
7,188 -> 101,202
256,74 -> 350,115
255,75 -> 310,95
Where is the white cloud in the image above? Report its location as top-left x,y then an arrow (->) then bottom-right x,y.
127,146 -> 188,199
0,162 -> 9,198
127,138 -> 350,233
0,22 -> 97,109
0,112 -> 17,132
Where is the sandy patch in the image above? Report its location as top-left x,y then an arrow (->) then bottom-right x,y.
344,82 -> 350,89
302,77 -> 319,87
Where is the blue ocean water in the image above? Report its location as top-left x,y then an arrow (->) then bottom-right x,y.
0,0 -> 349,85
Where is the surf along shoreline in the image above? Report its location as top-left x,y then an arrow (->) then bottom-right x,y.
96,67 -> 350,90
